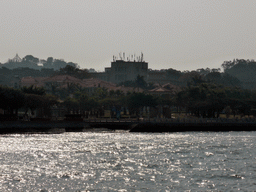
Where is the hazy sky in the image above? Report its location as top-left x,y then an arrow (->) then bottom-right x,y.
1,0 -> 256,71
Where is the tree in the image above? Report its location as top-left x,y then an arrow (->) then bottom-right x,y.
126,92 -> 157,118
119,75 -> 151,90
21,85 -> 46,95
166,68 -> 182,79
135,75 -> 147,89
205,72 -> 222,83
221,59 -> 256,87
179,71 -> 202,86
40,94 -> 58,117
0,86 -> 25,115
175,83 -> 227,118
22,55 -> 39,64
43,57 -> 54,68
63,97 -> 79,114
47,57 -> 53,64
24,94 -> 44,116
56,65 -> 90,79
221,73 -> 241,87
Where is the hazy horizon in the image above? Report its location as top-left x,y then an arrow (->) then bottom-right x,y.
1,1 -> 256,71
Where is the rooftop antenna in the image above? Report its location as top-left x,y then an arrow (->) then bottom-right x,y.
141,52 -> 143,62
123,52 -> 125,61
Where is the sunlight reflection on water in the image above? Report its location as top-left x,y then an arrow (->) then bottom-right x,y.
0,132 -> 256,191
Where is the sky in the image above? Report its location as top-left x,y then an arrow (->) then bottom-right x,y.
1,0 -> 256,71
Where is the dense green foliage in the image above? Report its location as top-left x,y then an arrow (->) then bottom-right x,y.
0,86 -> 57,117
221,59 -> 256,88
0,86 -> 25,115
118,75 -> 151,90
1,81 -> 256,119
54,65 -> 90,79
21,85 -> 46,95
176,83 -> 256,118
0,55 -> 91,86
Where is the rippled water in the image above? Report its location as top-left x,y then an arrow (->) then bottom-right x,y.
0,131 -> 256,191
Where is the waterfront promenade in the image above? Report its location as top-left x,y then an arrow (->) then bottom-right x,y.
1,117 -> 256,133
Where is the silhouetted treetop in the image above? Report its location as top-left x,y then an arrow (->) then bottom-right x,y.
55,65 -> 90,79
221,59 -> 256,83
3,54 -> 80,71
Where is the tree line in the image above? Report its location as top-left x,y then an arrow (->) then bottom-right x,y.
2,81 -> 256,119
0,86 -> 57,119
2,55 -> 79,70
176,83 -> 256,118
0,65 -> 91,87
0,85 -> 157,119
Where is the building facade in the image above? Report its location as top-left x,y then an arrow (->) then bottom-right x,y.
109,59 -> 148,84
91,53 -> 148,84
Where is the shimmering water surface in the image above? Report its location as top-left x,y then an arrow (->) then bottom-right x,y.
0,131 -> 256,191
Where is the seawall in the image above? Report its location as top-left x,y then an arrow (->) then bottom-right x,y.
129,122 -> 256,132
0,120 -> 134,134
1,120 -> 256,134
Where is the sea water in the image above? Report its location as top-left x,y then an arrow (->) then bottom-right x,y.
0,131 -> 256,191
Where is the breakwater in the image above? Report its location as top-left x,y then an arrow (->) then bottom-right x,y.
1,119 -> 256,133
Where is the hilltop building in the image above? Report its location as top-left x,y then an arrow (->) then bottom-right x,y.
90,53 -> 181,86
10,54 -> 22,63
91,53 -> 148,84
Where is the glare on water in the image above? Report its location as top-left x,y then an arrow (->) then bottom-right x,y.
0,132 -> 255,191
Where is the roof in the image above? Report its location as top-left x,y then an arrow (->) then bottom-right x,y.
108,86 -> 144,93
81,78 -> 116,88
148,83 -> 181,94
43,75 -> 82,83
20,76 -> 47,87
148,87 -> 170,92
162,83 -> 181,93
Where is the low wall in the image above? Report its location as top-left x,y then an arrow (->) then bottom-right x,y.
1,120 -> 256,134
129,122 -> 256,132
0,121 -> 89,134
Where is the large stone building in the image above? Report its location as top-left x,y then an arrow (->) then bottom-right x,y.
91,53 -> 148,84
90,54 -> 182,85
